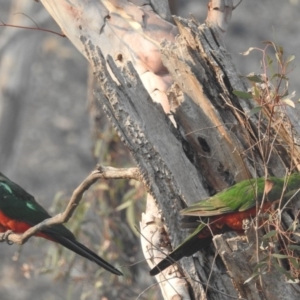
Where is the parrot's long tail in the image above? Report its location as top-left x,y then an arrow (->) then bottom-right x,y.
51,233 -> 123,276
149,223 -> 210,276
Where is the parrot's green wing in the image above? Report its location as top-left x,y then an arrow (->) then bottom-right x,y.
182,174 -> 300,217
181,177 -> 266,216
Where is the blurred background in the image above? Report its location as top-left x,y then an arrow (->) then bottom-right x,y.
0,1 -> 299,299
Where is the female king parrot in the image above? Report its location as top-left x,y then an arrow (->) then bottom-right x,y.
150,173 -> 300,276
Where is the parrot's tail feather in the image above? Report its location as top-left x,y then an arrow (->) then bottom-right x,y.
181,222 -> 201,230
52,234 -> 123,276
180,215 -> 206,230
149,236 -> 211,276
149,256 -> 177,276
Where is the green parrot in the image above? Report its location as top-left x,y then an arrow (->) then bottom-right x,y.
0,172 -> 122,276
150,173 -> 300,276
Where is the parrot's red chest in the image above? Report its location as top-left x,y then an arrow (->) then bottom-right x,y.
197,202 -> 272,239
222,202 -> 272,230
0,210 -> 51,240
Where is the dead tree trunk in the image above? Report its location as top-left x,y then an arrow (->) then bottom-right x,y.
40,1 -> 300,299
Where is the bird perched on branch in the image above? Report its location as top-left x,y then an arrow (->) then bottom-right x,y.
150,173 -> 300,276
0,172 -> 122,276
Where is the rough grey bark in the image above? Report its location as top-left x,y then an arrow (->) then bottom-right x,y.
82,37 -> 236,299
214,233 -> 300,300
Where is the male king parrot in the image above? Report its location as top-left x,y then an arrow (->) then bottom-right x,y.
150,173 -> 300,276
0,173 -> 122,276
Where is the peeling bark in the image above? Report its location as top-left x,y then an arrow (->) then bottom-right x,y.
40,0 -> 177,111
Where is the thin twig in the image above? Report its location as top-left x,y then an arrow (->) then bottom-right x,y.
0,21 -> 65,37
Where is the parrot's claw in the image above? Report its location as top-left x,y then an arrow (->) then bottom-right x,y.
0,230 -> 14,245
242,218 -> 251,231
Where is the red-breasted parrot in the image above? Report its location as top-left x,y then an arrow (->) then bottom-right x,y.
0,173 -> 122,276
150,173 -> 300,276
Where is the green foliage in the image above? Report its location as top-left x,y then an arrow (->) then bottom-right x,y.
239,41 -> 297,111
